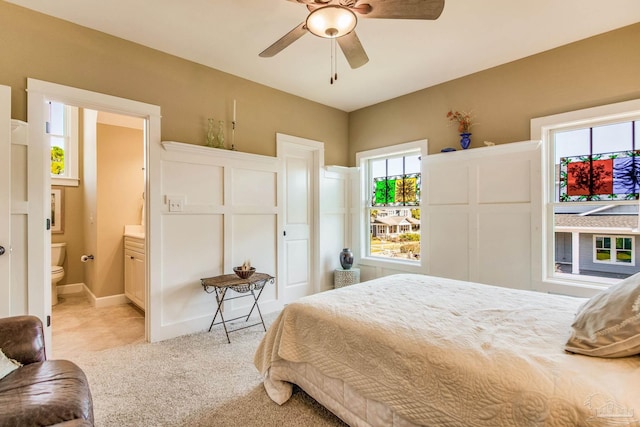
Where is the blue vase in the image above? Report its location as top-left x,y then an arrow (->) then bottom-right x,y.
339,248 -> 354,270
460,133 -> 472,150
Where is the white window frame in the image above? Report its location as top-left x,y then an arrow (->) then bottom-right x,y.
593,235 -> 635,266
49,102 -> 79,187
356,139 -> 427,271
532,98 -> 640,296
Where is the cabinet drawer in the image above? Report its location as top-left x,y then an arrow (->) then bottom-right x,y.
124,237 -> 145,253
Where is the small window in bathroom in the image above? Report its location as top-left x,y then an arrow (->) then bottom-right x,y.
48,101 -> 79,187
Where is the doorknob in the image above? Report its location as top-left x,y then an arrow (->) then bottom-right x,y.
0,246 -> 5,256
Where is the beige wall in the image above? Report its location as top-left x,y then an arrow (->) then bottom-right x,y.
51,186 -> 84,285
348,23 -> 640,162
3,2 -> 638,167
52,115 -> 144,297
0,2 -> 349,166
5,1 -> 640,295
94,124 -> 144,298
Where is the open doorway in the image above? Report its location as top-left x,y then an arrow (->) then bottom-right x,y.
26,78 -> 160,352
49,105 -> 147,358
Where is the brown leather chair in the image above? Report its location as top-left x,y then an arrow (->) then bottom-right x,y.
0,315 -> 94,426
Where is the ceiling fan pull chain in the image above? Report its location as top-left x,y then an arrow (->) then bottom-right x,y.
330,38 -> 335,84
334,37 -> 338,82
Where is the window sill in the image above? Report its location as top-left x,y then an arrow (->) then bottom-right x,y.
358,256 -> 423,272
552,271 -> 622,286
539,273 -> 621,298
52,177 -> 79,187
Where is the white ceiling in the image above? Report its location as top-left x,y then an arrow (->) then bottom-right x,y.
7,0 -> 640,112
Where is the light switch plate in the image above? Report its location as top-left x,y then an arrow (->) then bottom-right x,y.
166,195 -> 185,212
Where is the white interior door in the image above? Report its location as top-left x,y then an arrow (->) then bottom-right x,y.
278,134 -> 323,304
0,85 -> 10,316
284,146 -> 312,302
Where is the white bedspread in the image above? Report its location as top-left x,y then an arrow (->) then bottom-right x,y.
254,274 -> 640,426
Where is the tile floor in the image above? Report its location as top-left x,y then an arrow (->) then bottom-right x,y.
51,292 -> 145,360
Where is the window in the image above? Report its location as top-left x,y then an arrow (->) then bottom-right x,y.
357,140 -> 426,265
552,121 -> 640,281
594,235 -> 634,265
533,99 -> 640,288
48,101 -> 79,186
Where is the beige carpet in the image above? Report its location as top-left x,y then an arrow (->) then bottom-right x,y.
66,311 -> 347,426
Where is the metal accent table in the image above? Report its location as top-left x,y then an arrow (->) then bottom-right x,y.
200,272 -> 274,343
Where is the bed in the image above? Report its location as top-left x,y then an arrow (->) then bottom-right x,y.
254,273 -> 640,427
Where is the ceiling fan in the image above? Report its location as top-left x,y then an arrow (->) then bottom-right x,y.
259,0 -> 445,70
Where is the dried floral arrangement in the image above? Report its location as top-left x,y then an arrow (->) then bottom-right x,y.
446,110 -> 473,133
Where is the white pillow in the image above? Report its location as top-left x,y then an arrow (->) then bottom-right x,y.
565,272 -> 640,358
0,348 -> 22,379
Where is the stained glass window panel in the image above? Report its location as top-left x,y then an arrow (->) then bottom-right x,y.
559,151 -> 640,201
395,176 -> 418,204
372,175 -> 420,206
374,178 -> 396,205
370,155 -> 421,207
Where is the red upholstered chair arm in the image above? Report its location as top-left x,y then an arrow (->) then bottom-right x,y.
0,315 -> 47,364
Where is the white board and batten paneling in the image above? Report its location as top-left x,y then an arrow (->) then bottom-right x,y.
425,140 -> 542,290
0,86 -> 10,316
1,83 -> 30,318
320,166 -> 358,291
158,141 -> 280,339
158,134 -> 325,341
10,119 -> 29,315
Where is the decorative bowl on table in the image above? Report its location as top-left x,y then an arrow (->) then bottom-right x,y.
233,266 -> 256,279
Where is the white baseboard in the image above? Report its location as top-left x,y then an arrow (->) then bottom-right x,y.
89,290 -> 130,308
57,283 -> 85,295
56,282 -> 131,308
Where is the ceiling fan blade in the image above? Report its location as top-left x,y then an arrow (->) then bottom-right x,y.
284,0 -> 337,6
337,31 -> 369,69
259,22 -> 307,58
359,0 -> 445,20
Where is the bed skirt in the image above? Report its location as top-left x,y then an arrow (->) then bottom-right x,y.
266,359 -> 418,427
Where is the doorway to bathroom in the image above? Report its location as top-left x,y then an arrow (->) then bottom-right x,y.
49,106 -> 147,357
27,78 -> 161,352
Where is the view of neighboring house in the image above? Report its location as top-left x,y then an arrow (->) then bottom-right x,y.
370,208 -> 420,260
555,205 -> 640,279
370,208 -> 420,239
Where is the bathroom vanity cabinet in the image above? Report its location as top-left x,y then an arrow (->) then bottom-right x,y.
124,236 -> 145,310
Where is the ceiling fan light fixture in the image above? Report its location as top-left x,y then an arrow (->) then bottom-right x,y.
306,5 -> 357,39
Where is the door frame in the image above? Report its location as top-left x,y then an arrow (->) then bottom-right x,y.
27,79 -> 161,348
276,133 -> 324,301
0,85 -> 10,316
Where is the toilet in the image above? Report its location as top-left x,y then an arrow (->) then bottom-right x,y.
51,242 -> 66,306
